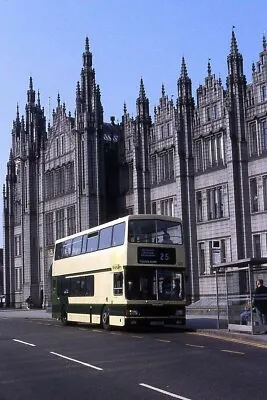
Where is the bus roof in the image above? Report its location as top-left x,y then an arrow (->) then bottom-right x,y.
55,214 -> 182,244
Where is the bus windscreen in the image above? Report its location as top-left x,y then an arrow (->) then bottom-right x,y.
128,219 -> 182,245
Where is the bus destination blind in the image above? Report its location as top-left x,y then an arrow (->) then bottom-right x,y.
137,247 -> 176,265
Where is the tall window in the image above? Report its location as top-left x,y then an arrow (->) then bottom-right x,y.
45,212 -> 54,246
169,149 -> 174,180
167,123 -> 170,136
61,135 -> 64,154
206,107 -> 210,121
14,201 -> 21,225
15,268 -> 22,291
220,239 -> 226,263
24,164 -> 27,209
159,149 -> 174,182
54,168 -> 60,197
198,243 -> 205,274
67,206 -> 76,236
217,134 -> 224,164
253,234 -> 261,258
128,162 -> 133,191
14,235 -> 22,257
56,137 -> 59,157
81,138 -> 85,189
56,209 -> 65,240
249,122 -> 258,156
150,155 -> 157,185
207,186 -> 224,220
262,85 -> 267,101
263,176 -> 267,210
213,104 -> 217,119
66,162 -> 75,193
195,140 -> 203,172
205,137 -> 213,167
151,201 -> 157,214
261,120 -> 267,150
196,191 -> 203,222
59,166 -> 65,195
250,178 -> 258,212
160,198 -> 174,216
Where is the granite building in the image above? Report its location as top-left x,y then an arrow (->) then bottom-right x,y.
3,31 -> 267,308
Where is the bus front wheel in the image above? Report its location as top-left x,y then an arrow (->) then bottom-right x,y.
101,306 -> 110,330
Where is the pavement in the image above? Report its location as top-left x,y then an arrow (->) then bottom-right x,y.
1,308 -> 267,348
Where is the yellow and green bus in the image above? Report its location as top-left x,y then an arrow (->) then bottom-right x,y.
52,214 -> 185,329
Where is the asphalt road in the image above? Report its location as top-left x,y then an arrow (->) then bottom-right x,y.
0,317 -> 267,400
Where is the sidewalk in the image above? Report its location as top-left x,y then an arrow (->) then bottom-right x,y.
0,309 -> 52,319
1,309 -> 267,347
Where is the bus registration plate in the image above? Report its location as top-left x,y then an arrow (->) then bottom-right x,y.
150,321 -> 164,326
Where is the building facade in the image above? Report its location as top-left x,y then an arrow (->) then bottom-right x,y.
3,32 -> 267,308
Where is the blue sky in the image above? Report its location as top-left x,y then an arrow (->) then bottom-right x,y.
0,0 -> 267,245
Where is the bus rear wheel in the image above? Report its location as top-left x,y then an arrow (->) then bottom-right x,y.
101,306 -> 110,330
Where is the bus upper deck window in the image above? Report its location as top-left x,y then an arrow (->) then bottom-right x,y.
112,223 -> 125,247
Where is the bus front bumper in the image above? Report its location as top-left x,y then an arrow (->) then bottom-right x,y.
125,316 -> 186,328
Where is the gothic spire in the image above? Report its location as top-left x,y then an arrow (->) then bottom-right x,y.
82,36 -> 92,68
123,102 -> 127,114
263,33 -> 267,51
207,59 -> 212,76
29,76 -> 33,90
57,92 -> 61,108
37,90 -> 41,107
230,27 -> 238,55
139,77 -> 146,98
161,83 -> 165,97
180,56 -> 188,78
16,103 -> 20,121
85,36 -> 90,52
27,76 -> 35,104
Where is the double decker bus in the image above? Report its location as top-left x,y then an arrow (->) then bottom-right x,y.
52,214 -> 185,329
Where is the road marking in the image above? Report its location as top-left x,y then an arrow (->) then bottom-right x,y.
140,383 -> 191,399
185,343 -> 204,348
111,332 -> 122,335
45,323 -> 51,326
92,329 -> 103,333
13,339 -> 36,347
221,349 -> 245,355
156,339 -> 171,343
78,328 -> 87,331
132,335 -> 143,339
50,351 -> 103,371
187,332 -> 267,350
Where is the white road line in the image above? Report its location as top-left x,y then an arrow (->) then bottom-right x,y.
221,349 -> 245,355
13,339 -> 36,347
92,329 -> 103,333
131,335 -> 143,339
185,343 -> 204,348
156,339 -> 171,343
50,351 -> 103,371
139,383 -> 192,400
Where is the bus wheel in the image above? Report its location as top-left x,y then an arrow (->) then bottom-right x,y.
61,307 -> 68,326
101,306 -> 110,330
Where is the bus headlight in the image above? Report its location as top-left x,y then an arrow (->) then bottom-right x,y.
175,309 -> 184,316
126,309 -> 139,317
